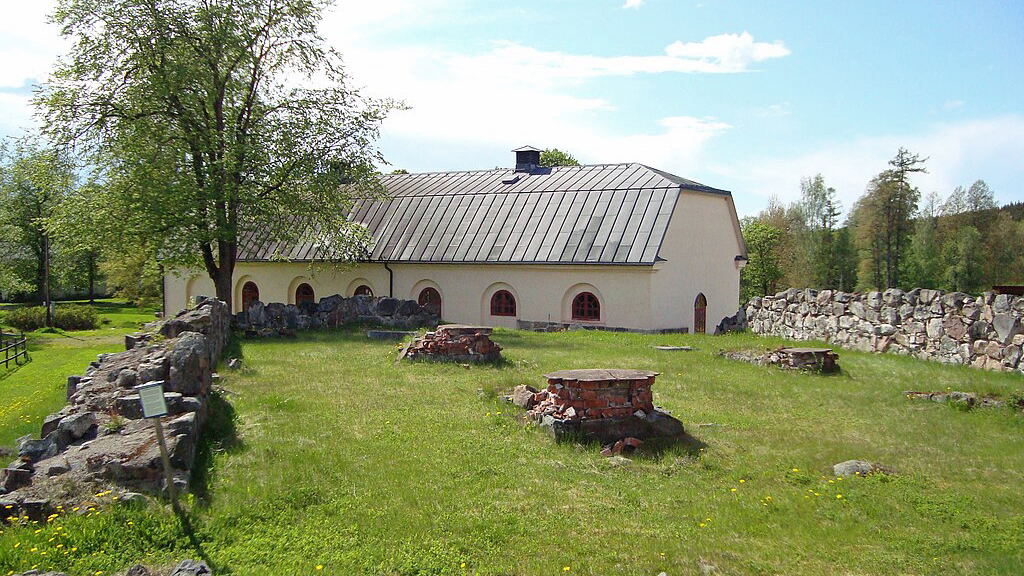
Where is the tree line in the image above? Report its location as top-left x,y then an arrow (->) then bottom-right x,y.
740,148 -> 1024,302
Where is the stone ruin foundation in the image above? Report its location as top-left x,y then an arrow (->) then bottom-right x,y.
403,325 -> 502,363
0,298 -> 230,522
512,369 -> 685,444
720,346 -> 840,374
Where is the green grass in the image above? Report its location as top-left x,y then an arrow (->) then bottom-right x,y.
0,297 -> 159,332
2,328 -> 1023,575
1,300 -> 158,447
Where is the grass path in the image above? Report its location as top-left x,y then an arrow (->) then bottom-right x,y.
2,328 -> 1023,575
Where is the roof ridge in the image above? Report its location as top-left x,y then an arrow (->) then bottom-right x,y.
384,162 -> 642,178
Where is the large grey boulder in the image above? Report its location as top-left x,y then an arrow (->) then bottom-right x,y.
992,313 -> 1022,345
57,412 -> 96,439
833,460 -> 874,476
167,332 -> 211,396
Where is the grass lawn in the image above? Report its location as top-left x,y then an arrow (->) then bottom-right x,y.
2,327 -> 1023,575
0,300 -> 158,447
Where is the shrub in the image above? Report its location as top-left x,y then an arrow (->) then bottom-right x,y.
3,304 -> 99,331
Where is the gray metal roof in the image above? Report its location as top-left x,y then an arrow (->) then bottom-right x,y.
237,163 -> 732,265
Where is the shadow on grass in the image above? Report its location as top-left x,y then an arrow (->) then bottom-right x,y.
555,428 -> 708,460
191,389 -> 246,506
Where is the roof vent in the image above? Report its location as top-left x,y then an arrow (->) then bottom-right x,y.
501,174 -> 521,185
512,145 -> 542,173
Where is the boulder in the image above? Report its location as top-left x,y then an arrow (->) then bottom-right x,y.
57,412 -> 96,439
511,385 -> 539,408
170,559 -> 213,576
833,460 -> 877,476
992,313 -> 1022,345
167,332 -> 211,396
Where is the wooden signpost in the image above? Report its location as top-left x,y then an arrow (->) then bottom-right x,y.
135,380 -> 181,512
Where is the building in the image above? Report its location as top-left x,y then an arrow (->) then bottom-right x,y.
163,147 -> 747,332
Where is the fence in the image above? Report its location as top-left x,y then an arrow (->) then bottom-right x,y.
1,331 -> 30,371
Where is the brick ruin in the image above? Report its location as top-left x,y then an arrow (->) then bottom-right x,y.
403,325 -> 502,363
512,369 -> 685,444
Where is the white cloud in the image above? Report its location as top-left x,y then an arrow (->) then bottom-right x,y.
623,0 -> 645,9
665,32 -> 791,72
713,115 -> 1024,217
0,1 -> 64,89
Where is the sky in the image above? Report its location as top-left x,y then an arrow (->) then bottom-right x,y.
2,0 -> 1023,217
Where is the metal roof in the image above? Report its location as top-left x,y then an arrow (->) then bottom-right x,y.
237,163 -> 732,265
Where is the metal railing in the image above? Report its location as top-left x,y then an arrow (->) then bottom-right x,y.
1,331 -> 30,371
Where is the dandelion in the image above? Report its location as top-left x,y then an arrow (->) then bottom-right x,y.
316,565 -> 323,571
739,479 -> 745,484
563,567 -> 571,572
792,468 -> 799,472
699,523 -> 706,527
730,488 -> 737,492
836,494 -> 843,499
460,563 -> 466,568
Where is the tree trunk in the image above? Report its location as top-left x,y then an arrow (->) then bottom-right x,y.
214,269 -> 233,311
87,252 -> 96,304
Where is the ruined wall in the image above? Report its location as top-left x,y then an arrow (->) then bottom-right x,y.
1,298 -> 231,519
234,294 -> 438,336
745,288 -> 1024,374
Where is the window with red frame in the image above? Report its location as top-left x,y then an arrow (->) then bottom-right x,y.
571,291 -> 600,321
490,290 -> 516,316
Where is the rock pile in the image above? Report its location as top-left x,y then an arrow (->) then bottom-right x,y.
404,325 -> 502,363
233,294 -> 437,337
0,299 -> 230,519
746,288 -> 1024,373
904,390 -> 1019,409
720,346 -> 840,374
512,369 -> 685,444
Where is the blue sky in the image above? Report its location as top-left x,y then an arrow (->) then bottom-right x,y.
2,0 -> 1022,217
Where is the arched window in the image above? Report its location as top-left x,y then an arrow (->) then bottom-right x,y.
242,281 -> 260,311
354,285 -> 373,297
571,292 -> 600,321
490,290 -> 516,316
418,287 -> 442,317
694,293 -> 708,334
295,283 -> 315,306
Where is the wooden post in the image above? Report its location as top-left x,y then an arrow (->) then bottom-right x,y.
151,417 -> 182,514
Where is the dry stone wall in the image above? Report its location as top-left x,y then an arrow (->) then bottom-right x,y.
745,288 -> 1024,374
234,294 -> 438,336
0,298 -> 231,520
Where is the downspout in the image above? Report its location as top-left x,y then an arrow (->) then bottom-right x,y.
383,261 -> 394,297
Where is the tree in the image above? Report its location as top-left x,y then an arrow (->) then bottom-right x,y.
852,148 -> 926,289
539,148 -> 580,167
831,227 -> 858,292
0,137 -> 76,307
40,0 -> 398,310
943,226 -> 983,293
740,218 -> 784,302
799,174 -> 843,289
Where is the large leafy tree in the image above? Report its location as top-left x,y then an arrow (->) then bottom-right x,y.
739,218 -> 784,302
0,137 -> 76,303
539,148 -> 580,167
39,0 -> 398,309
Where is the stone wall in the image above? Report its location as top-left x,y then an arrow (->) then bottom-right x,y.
0,298 -> 231,519
745,288 -> 1024,374
234,294 -> 438,336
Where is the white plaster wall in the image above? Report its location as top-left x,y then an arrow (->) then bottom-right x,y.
166,262 -> 656,329
649,191 -> 745,332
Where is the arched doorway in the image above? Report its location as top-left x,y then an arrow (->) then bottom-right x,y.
242,281 -> 260,311
295,283 -> 315,306
418,287 -> 442,318
694,293 -> 707,334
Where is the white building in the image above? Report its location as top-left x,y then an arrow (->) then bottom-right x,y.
164,148 -> 747,333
